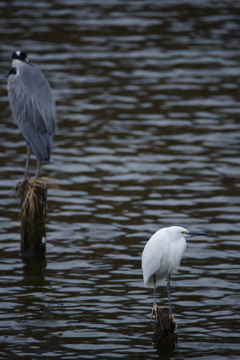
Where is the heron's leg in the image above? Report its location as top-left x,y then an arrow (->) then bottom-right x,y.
167,273 -> 172,315
35,160 -> 41,178
15,148 -> 32,196
24,148 -> 31,180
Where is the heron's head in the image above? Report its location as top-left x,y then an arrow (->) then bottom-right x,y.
12,51 -> 29,67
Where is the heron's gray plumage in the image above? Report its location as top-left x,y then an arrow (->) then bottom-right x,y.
7,52 -> 57,170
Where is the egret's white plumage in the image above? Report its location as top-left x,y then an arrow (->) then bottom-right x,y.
142,226 -> 187,288
142,225 -> 209,315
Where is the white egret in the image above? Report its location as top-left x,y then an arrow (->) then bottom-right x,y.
142,226 -> 209,315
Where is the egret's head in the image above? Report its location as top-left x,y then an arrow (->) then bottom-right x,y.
167,226 -> 209,240
185,230 -> 209,237
12,51 -> 29,67
168,226 -> 189,240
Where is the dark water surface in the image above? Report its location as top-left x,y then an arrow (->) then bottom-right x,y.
0,1 -> 240,359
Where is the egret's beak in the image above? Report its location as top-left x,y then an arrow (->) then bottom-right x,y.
187,231 -> 210,237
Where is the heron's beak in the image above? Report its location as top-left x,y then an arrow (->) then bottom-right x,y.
187,231 -> 210,237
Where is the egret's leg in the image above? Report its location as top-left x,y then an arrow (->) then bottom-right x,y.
35,160 -> 41,178
150,274 -> 157,320
24,148 -> 31,180
167,273 -> 172,315
153,274 -> 157,305
151,274 -> 168,321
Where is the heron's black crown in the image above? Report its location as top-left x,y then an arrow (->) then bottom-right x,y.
12,51 -> 28,62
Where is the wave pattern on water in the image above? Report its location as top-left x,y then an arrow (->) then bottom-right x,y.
0,1 -> 240,359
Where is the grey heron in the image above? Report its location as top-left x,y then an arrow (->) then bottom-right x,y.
7,51 -> 57,179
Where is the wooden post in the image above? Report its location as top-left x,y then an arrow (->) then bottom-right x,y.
15,178 -> 51,257
152,306 -> 178,345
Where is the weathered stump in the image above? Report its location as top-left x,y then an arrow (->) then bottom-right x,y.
152,306 -> 177,345
14,177 -> 54,257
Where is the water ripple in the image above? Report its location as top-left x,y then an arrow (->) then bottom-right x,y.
0,1 -> 240,359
